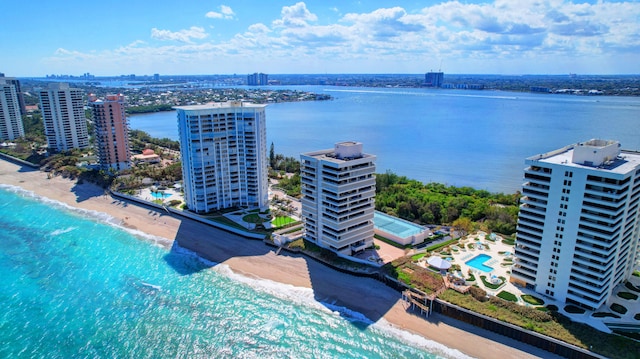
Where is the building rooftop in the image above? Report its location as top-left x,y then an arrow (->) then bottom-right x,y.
173,101 -> 266,111
302,141 -> 376,164
527,140 -> 640,175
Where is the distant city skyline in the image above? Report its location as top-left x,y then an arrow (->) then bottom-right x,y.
3,1 -> 639,77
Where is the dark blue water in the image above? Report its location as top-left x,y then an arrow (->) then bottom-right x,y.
129,86 -> 640,193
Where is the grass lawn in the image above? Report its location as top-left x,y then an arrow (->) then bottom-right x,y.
497,290 -> 518,302
242,213 -> 268,224
412,252 -> 426,261
521,294 -> 545,306
272,216 -> 295,227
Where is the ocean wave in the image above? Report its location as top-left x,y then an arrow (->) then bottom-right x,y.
169,243 -> 221,267
371,318 -> 475,359
50,227 -> 77,236
0,184 -> 172,248
211,261 -> 473,359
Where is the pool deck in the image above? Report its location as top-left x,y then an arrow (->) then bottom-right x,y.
442,231 -> 640,333
138,187 -> 182,203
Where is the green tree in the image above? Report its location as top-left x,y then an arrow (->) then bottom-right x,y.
269,142 -> 276,168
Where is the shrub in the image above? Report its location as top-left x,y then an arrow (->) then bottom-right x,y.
521,294 -> 545,306
564,305 -> 585,314
166,199 -> 182,207
617,292 -> 639,300
466,273 -> 476,282
480,275 -> 504,289
426,238 -> 459,252
611,303 -> 628,315
625,282 -> 640,292
468,286 -> 488,302
635,313 -> 640,320
546,304 -> 558,311
502,238 -> 516,245
487,296 -> 552,322
592,312 -> 621,318
411,253 -> 426,261
497,291 -> 518,302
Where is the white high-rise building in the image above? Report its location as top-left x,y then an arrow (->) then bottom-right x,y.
0,79 -> 24,141
175,101 -> 268,213
511,140 -> 640,311
300,141 -> 376,255
38,83 -> 89,152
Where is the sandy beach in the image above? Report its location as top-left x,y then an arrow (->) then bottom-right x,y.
0,157 -> 560,359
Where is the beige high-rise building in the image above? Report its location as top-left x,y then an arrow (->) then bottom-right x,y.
39,83 -> 89,152
88,94 -> 131,171
300,141 -> 376,255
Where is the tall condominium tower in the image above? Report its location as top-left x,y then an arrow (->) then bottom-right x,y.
0,78 -> 25,141
0,74 -> 26,114
425,71 -> 444,87
510,140 -> 640,311
247,73 -> 268,86
39,83 -> 89,152
300,141 -> 376,255
175,101 -> 268,213
88,94 -> 131,171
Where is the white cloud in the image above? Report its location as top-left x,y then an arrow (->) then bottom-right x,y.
273,2 -> 318,28
206,5 -> 235,20
150,26 -> 208,43
44,1 -> 640,74
247,23 -> 271,34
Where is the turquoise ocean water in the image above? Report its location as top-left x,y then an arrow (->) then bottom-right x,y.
0,185 -> 468,359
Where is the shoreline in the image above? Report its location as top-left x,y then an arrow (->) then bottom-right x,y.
0,158 -> 561,359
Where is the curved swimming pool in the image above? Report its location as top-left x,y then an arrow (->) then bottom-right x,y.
465,254 -> 493,272
151,191 -> 172,199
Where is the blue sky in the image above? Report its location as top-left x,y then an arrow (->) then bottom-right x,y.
2,1 -> 639,76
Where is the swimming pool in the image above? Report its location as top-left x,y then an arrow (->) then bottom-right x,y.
151,191 -> 172,199
374,211 -> 425,238
465,254 -> 494,272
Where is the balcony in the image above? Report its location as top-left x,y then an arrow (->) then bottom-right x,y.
521,188 -> 549,201
514,258 -> 538,272
350,240 -> 371,253
519,203 -> 547,216
514,247 -> 539,262
572,255 -> 610,272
